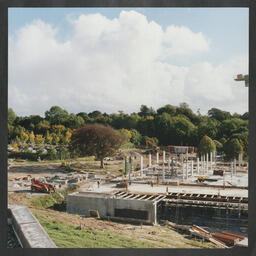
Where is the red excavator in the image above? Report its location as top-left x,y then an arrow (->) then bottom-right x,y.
31,178 -> 55,193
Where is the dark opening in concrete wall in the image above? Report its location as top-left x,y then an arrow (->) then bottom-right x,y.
114,208 -> 148,220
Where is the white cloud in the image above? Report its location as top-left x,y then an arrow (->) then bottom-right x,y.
8,10 -> 248,117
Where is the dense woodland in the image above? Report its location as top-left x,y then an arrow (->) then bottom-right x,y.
8,103 -> 248,159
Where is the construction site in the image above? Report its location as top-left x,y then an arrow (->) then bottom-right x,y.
8,146 -> 248,248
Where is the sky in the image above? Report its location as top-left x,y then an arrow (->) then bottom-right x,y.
8,8 -> 249,117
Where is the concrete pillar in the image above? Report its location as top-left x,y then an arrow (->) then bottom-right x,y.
191,160 -> 194,176
239,153 -> 242,167
182,161 -> 185,180
186,160 -> 188,180
171,158 -> 174,176
210,152 -> 213,171
156,152 -> 159,164
149,154 -> 152,167
186,149 -> 188,162
197,158 -> 199,174
234,159 -> 237,175
203,155 -> 205,175
125,157 -> 128,176
200,155 -> 203,174
140,156 -> 143,176
163,151 -> 166,163
168,157 -> 171,172
206,153 -> 208,174
230,162 -> 233,177
162,163 -> 165,182
153,203 -> 157,225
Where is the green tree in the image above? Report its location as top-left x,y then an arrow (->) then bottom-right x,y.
8,108 -> 16,125
29,131 -> 35,144
198,135 -> 216,156
35,134 -> 45,145
197,117 -> 219,141
157,104 -> 176,116
64,114 -> 85,129
172,115 -> 196,145
176,102 -> 197,122
45,106 -> 69,125
224,138 -> 243,160
155,113 -> 173,145
130,129 -> 142,146
119,128 -> 132,144
213,140 -> 223,153
35,120 -> 51,134
138,105 -> 156,117
208,108 -> 231,122
70,124 -> 123,168
45,131 -> 53,144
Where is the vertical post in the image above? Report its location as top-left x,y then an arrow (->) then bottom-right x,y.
191,160 -> 194,176
200,155 -> 203,174
149,154 -> 151,167
210,152 -> 213,171
234,159 -> 237,175
153,203 -> 157,225
171,158 -> 174,176
186,159 -> 188,180
206,153 -> 208,174
156,152 -> 159,164
238,153 -> 241,167
168,157 -> 171,172
182,159 -> 185,180
162,163 -> 165,182
230,162 -> 233,177
203,155 -> 205,175
140,156 -> 143,176
197,157 -> 199,174
125,157 -> 128,176
163,151 -> 166,163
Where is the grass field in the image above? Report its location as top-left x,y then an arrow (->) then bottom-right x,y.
34,212 -> 157,248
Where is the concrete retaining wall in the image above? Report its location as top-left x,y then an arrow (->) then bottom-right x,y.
67,192 -> 157,224
8,204 -> 57,248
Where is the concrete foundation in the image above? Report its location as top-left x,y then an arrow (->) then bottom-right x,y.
67,192 -> 158,225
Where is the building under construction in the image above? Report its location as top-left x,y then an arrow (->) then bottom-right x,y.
66,149 -> 248,240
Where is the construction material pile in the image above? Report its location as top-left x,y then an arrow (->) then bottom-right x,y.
8,172 -> 88,193
166,221 -> 247,248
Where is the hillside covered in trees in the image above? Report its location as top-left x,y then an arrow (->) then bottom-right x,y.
8,103 -> 248,159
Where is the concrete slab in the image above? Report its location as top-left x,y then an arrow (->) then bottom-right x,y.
79,182 -> 248,197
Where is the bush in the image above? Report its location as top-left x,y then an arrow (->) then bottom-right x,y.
47,147 -> 58,160
8,151 -> 47,161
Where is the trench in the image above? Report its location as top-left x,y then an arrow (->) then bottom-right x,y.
8,224 -> 22,248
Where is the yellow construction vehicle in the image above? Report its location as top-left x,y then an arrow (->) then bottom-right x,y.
197,176 -> 206,182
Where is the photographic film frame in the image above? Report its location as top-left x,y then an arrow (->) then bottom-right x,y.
0,0 -> 255,256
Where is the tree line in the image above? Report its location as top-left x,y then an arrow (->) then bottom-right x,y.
8,103 -> 248,159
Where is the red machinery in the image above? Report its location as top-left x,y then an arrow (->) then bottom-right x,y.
31,178 -> 55,193
145,140 -> 159,152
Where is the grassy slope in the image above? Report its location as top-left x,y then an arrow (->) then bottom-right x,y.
34,212 -> 157,248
